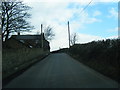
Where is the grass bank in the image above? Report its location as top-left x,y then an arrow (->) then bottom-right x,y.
69,39 -> 119,83
56,39 -> 119,83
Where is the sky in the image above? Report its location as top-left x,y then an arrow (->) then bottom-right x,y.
21,0 -> 119,51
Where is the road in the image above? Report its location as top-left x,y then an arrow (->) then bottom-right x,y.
4,53 -> 118,88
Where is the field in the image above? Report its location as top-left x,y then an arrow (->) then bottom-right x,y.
3,48 -> 49,79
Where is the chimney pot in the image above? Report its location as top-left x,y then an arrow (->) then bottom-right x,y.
18,32 -> 20,35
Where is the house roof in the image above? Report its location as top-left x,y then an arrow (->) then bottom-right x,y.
12,35 -> 45,40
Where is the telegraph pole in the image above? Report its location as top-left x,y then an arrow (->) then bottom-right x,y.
41,24 -> 43,49
68,21 -> 70,48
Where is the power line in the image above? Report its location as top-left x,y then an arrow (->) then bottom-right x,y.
80,0 -> 93,14
67,0 -> 93,48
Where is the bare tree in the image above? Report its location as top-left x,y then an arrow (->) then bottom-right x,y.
1,1 -> 34,41
44,25 -> 55,41
70,33 -> 78,46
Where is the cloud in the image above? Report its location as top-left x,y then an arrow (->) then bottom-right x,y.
26,2 -> 102,31
86,18 -> 102,23
96,0 -> 119,2
108,7 -> 118,19
106,27 -> 118,39
50,32 -> 104,51
106,35 -> 118,39
25,2 -> 102,51
93,10 -> 102,17
22,2 -> 116,51
77,33 -> 103,44
23,0 -> 119,3
50,31 -> 118,51
107,27 -> 118,32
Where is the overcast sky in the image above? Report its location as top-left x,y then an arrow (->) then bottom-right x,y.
22,0 -> 118,51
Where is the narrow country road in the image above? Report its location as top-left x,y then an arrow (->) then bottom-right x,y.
4,53 -> 118,88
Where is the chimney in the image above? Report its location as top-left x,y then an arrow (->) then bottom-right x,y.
18,31 -> 20,35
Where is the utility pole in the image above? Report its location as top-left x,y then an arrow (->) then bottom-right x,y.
41,24 -> 43,49
68,21 -> 70,48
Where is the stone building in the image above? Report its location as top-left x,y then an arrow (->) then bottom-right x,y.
3,34 -> 50,51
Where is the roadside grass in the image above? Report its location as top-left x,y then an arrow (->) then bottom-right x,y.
73,55 -> 119,83
68,39 -> 119,83
3,48 -> 49,79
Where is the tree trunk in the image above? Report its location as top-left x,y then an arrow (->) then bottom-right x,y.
4,12 -> 9,41
5,30 -> 9,41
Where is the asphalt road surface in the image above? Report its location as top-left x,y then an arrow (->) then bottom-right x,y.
4,53 -> 118,88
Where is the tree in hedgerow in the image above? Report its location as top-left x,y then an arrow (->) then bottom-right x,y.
70,33 -> 78,46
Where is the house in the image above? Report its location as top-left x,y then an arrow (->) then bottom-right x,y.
3,33 -> 50,51
3,37 -> 30,49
